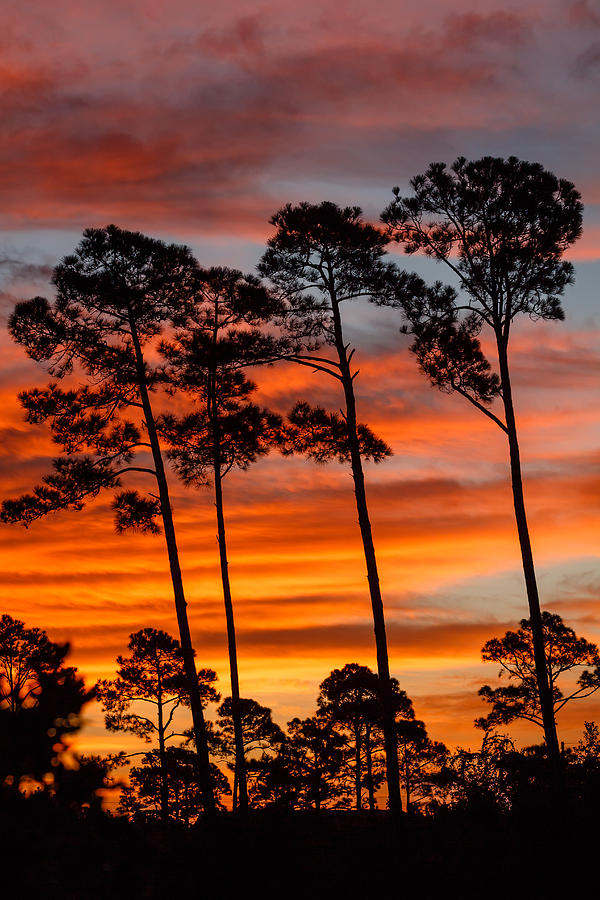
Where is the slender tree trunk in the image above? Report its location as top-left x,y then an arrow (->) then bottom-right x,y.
173,780 -> 180,822
314,757 -> 321,811
496,336 -> 561,767
207,299 -> 248,814
354,725 -> 362,810
213,460 -> 248,813
184,781 -> 190,826
365,725 -> 375,811
128,316 -> 216,816
156,675 -> 169,822
329,294 -> 402,815
343,373 -> 402,814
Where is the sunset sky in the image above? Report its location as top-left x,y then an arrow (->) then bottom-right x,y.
1,0 -> 599,760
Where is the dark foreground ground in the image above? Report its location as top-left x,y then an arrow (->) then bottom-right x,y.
2,799 -> 592,899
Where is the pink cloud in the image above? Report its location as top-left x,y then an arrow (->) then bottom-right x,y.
0,1 -> 597,247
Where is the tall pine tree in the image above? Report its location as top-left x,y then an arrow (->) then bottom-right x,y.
258,202 -> 429,813
1,225 -> 216,814
159,266 -> 284,812
382,157 -> 583,772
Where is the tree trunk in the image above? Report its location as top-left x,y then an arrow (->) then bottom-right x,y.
354,724 -> 362,811
496,336 -> 561,768
344,424 -> 402,813
156,673 -> 169,822
365,724 -> 376,811
184,781 -> 190,826
314,756 -> 321,811
329,294 -> 402,816
172,779 -> 180,823
213,459 -> 248,813
128,315 -> 216,816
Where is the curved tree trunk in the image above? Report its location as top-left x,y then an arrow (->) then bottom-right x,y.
496,336 -> 561,768
213,461 -> 248,813
329,294 -> 402,816
129,316 -> 216,816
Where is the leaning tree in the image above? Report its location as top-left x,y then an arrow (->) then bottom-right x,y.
258,201 -> 428,814
382,157 -> 583,768
159,266 -> 284,812
0,225 -> 216,813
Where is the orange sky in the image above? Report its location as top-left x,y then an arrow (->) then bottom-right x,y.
1,316 -> 598,756
0,0 -> 599,763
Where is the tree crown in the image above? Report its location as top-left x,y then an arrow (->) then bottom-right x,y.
317,662 -> 414,727
382,156 -> 583,330
476,612 -> 600,730
281,401 -> 391,465
158,265 -> 286,485
1,226 -> 201,531
11,225 -> 199,379
0,615 -> 92,787
259,201 -> 425,345
0,614 -> 71,712
216,697 -> 284,757
96,628 -> 219,742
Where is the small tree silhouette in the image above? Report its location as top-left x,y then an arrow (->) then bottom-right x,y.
118,746 -> 230,823
247,743 -> 298,810
0,226 -> 216,813
436,732 -> 519,811
476,612 -> 600,732
285,716 -> 348,810
0,614 -> 93,793
159,266 -> 284,812
317,663 -> 382,810
395,718 -> 448,811
382,157 -> 583,769
259,202 -> 427,814
96,628 -> 219,822
573,721 -> 600,764
215,696 -> 284,807
317,662 -> 414,810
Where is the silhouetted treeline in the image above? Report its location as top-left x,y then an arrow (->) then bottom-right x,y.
2,611 -> 600,900
3,613 -> 600,824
